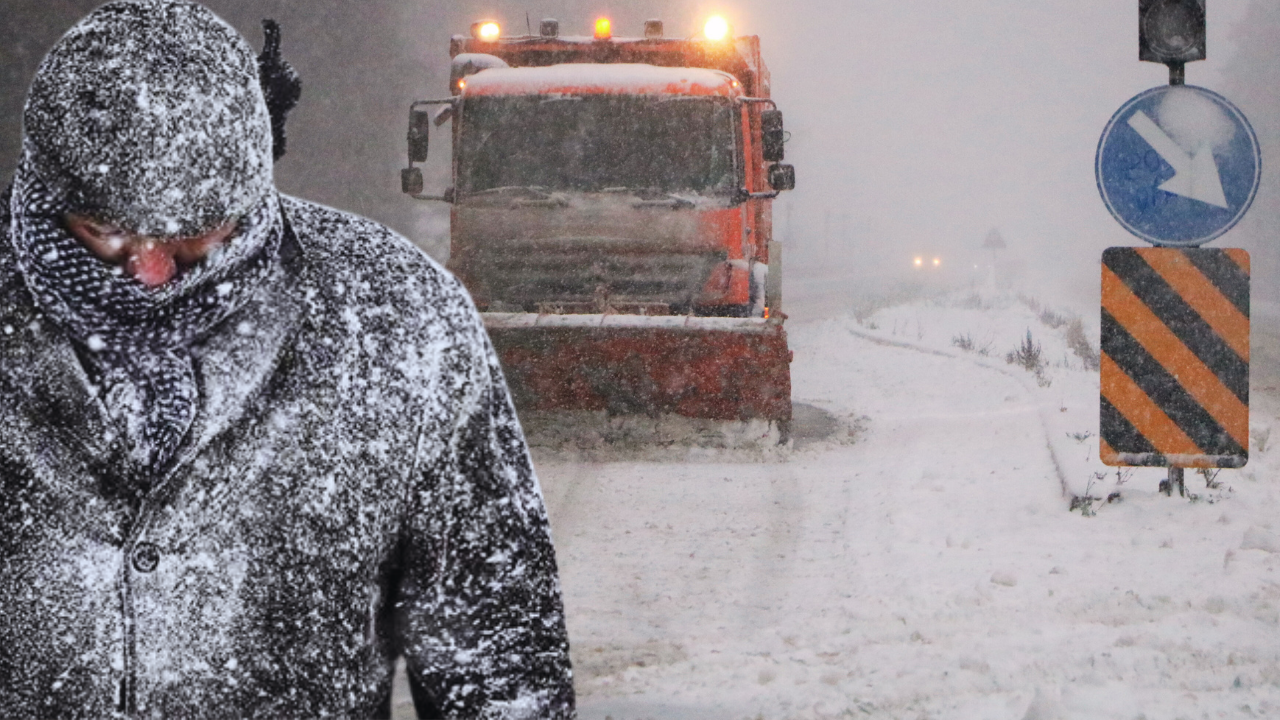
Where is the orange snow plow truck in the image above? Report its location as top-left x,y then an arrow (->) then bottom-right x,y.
401,16 -> 796,441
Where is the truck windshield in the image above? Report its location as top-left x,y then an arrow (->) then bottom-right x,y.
457,94 -> 738,195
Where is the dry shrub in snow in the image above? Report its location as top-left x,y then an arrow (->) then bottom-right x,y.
1038,307 -> 1068,329
1006,329 -> 1044,373
952,331 -> 993,356
1064,318 -> 1100,371
1006,330 -> 1050,387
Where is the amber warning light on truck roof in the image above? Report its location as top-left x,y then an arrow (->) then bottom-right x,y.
703,15 -> 731,41
471,21 -> 500,41
594,17 -> 612,40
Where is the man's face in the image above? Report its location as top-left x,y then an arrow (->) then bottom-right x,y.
64,214 -> 235,287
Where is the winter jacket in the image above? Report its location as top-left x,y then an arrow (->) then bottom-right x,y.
0,194 -> 575,719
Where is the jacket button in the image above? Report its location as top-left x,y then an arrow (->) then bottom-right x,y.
131,542 -> 160,573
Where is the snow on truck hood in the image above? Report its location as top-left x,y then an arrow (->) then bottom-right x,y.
462,63 -> 743,98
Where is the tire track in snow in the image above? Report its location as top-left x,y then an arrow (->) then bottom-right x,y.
842,324 -> 1072,498
532,313 -> 1280,718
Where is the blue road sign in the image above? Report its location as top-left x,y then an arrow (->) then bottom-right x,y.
1096,85 -> 1260,247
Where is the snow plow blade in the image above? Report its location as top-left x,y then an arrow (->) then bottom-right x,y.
483,313 -> 792,424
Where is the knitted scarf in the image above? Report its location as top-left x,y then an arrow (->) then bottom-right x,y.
8,153 -> 282,477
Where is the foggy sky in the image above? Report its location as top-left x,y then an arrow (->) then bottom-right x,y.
2,0 -> 1276,310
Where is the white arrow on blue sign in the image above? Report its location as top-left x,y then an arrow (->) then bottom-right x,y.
1096,85 -> 1261,247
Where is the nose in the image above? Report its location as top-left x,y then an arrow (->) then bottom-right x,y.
125,240 -> 178,287
65,214 -> 236,287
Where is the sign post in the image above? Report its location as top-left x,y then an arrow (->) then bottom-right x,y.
1096,2 -> 1261,496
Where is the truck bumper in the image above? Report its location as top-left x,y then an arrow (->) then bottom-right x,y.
483,313 -> 793,423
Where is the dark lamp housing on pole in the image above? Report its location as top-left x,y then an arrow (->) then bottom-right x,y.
1139,0 -> 1206,65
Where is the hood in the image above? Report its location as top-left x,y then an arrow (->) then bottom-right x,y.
21,0 -> 273,237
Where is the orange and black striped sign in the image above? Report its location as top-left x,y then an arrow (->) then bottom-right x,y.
1100,247 -> 1250,468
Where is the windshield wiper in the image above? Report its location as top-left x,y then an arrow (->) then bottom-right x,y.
467,185 -> 568,207
599,187 -> 698,207
627,189 -> 697,209
470,186 -> 555,199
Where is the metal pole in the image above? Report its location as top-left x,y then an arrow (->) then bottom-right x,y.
1160,466 -> 1185,497
1168,61 -> 1185,86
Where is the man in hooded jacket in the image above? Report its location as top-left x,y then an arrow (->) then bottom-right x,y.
0,1 -> 574,718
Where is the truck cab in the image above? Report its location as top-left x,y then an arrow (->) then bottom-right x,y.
402,17 -> 796,430
407,18 -> 793,317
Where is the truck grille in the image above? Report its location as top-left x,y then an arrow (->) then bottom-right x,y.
464,246 -> 727,312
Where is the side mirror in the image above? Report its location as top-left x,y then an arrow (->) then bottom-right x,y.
401,99 -> 455,201
407,108 -> 432,163
401,167 -> 424,195
761,109 -> 785,162
768,164 -> 795,192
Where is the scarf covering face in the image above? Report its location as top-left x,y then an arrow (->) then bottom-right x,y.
9,155 -> 283,474
12,0 -> 281,476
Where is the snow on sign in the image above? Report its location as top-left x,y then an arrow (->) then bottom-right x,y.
1096,85 -> 1260,247
1100,246 -> 1249,468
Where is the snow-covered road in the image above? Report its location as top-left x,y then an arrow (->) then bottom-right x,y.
531,293 -> 1280,720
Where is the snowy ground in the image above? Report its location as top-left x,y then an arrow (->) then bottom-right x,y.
495,287 -> 1280,720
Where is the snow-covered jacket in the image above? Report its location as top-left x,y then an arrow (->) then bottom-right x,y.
0,194 -> 575,719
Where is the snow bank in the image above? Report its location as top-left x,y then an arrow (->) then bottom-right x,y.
531,288 -> 1280,719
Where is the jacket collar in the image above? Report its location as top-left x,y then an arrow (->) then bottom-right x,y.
0,265 -> 119,461
0,208 -> 307,485
169,224 -> 306,474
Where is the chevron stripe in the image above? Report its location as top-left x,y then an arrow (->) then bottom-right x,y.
1104,249 -> 1248,402
1100,351 -> 1202,458
1187,248 -> 1251,315
1137,248 -> 1249,363
1101,310 -> 1243,456
1100,247 -> 1250,468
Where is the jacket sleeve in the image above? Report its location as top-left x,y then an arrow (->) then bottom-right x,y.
396,301 -> 575,720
